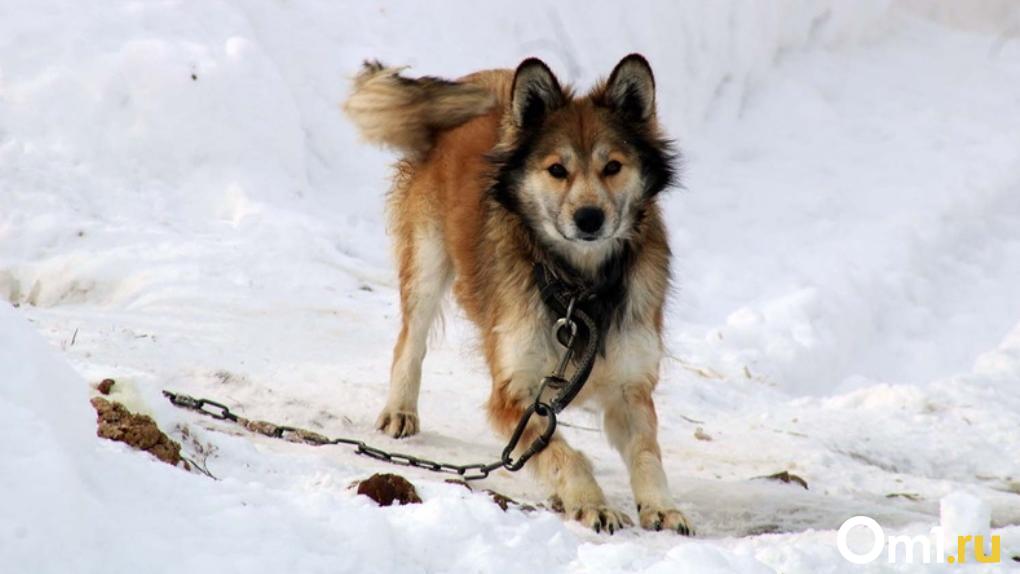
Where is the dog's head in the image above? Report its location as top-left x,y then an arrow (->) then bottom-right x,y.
491,54 -> 676,271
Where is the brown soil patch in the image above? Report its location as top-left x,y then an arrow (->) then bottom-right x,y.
91,397 -> 182,467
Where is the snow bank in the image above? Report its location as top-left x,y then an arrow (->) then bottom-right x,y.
672,9 -> 1020,394
3,1 -> 1020,573
0,302 -> 577,573
0,300 -> 790,574
1,0 -> 893,271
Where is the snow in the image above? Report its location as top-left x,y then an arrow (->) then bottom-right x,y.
2,1 -> 1020,572
941,491 -> 992,550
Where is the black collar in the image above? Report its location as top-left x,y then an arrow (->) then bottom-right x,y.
533,255 -> 629,356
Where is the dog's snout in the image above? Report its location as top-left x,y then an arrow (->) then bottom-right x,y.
573,206 -> 605,237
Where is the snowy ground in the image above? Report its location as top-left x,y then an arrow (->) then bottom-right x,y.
3,1 -> 1020,572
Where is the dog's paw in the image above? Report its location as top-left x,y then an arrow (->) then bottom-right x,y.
376,409 -> 419,438
638,505 -> 694,536
568,504 -> 633,534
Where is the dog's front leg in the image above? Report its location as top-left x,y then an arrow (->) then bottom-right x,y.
489,378 -> 632,533
602,375 -> 693,535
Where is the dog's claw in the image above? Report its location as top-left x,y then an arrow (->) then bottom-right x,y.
376,409 -> 419,438
569,504 -> 631,534
639,507 -> 693,536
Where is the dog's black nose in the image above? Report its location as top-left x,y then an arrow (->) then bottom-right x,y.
573,206 -> 605,237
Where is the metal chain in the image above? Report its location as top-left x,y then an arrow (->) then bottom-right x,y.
163,389 -> 505,480
163,295 -> 598,481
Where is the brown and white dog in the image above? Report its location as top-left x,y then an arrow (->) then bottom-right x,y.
344,55 -> 689,535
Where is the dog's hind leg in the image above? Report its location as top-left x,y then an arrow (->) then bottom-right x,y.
377,221 -> 452,438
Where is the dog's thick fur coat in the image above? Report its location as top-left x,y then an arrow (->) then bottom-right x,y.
344,55 -> 690,534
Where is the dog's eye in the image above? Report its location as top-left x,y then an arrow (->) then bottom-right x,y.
602,160 -> 622,177
547,163 -> 568,179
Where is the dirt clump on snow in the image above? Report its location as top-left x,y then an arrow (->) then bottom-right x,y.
96,378 -> 116,395
355,473 -> 422,506
485,489 -> 529,511
91,397 -> 182,467
443,479 -> 535,512
757,470 -> 809,490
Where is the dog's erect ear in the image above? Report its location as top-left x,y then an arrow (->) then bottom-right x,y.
511,58 -> 565,129
604,54 -> 656,122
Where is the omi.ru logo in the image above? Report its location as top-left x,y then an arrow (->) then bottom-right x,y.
837,516 -> 1001,565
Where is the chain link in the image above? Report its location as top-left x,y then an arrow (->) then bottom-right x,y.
162,294 -> 596,481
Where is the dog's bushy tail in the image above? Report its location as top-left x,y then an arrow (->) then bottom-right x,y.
344,61 -> 496,159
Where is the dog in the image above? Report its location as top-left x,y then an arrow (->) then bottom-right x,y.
344,54 -> 690,535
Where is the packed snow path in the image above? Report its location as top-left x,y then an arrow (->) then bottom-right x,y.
3,2 -> 1020,572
